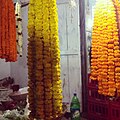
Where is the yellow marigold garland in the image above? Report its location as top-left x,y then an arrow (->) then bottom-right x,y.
91,0 -> 120,96
28,0 -> 63,119
49,0 -> 63,117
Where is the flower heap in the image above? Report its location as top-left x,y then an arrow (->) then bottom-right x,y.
112,0 -> 120,96
28,0 -> 63,119
0,0 -> 17,62
91,0 -> 120,96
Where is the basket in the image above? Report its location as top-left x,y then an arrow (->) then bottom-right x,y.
88,86 -> 108,102
88,99 -> 109,118
110,101 -> 120,120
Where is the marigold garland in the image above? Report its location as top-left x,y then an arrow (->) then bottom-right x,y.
28,0 -> 63,119
112,0 -> 120,96
90,0 -> 120,96
0,0 -> 17,62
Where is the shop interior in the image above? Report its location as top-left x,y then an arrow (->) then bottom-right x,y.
0,0 -> 120,120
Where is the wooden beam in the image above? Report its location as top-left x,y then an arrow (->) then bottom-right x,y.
79,0 -> 88,118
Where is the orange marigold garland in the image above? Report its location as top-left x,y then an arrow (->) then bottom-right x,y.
91,0 -> 120,96
112,0 -> 120,97
8,0 -> 17,62
0,0 -> 17,62
5,0 -> 9,58
1,0 -> 6,59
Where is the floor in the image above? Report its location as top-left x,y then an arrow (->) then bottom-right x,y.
60,111 -> 87,120
81,118 -> 87,120
61,117 -> 87,120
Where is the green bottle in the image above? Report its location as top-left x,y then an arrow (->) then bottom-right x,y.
70,93 -> 80,120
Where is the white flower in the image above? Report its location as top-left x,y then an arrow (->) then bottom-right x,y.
69,0 -> 76,8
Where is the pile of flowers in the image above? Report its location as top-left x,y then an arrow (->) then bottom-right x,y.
0,0 -> 17,62
91,0 -> 120,96
27,0 -> 62,119
0,109 -> 29,120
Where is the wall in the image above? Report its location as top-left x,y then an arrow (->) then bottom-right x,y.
57,0 -> 81,111
0,60 -> 10,79
10,6 -> 28,87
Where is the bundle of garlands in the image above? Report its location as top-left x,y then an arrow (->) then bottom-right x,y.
27,0 -> 63,120
0,0 -> 17,62
90,0 -> 120,97
112,0 -> 120,96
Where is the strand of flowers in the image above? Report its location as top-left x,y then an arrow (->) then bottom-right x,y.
34,0 -> 45,119
98,1 -> 110,96
90,1 -> 99,81
1,0 -> 6,58
112,0 -> 120,97
27,0 -> 36,119
8,0 -> 17,62
112,0 -> 120,44
91,0 -> 120,96
15,2 -> 23,57
90,0 -> 108,95
98,3 -> 109,95
43,0 -> 53,119
49,0 -> 63,117
106,0 -> 117,96
5,0 -> 9,59
0,0 -> 17,62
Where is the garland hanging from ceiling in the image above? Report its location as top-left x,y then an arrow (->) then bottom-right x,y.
90,0 -> 120,97
112,0 -> 120,96
0,0 -> 17,62
27,0 -> 63,119
15,2 -> 23,57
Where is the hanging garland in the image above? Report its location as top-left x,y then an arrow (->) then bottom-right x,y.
27,0 -> 63,119
15,2 -> 23,57
112,0 -> 120,96
90,0 -> 120,96
0,0 -> 17,62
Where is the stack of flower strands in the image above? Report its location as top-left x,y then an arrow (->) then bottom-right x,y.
91,0 -> 120,97
27,0 -> 63,120
0,0 -> 17,62
112,0 -> 120,97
